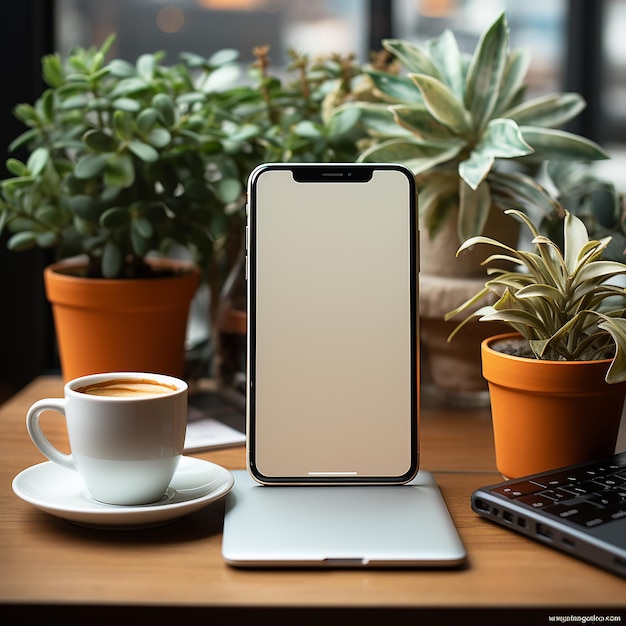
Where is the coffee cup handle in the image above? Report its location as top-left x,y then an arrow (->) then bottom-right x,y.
26,399 -> 75,471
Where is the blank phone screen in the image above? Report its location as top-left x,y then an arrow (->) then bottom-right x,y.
247,164 -> 418,483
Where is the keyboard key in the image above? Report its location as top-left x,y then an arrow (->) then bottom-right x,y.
491,481 -> 541,498
538,489 -> 568,501
542,500 -> 600,522
517,493 -> 556,509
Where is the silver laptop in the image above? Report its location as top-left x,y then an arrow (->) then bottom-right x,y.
221,469 -> 466,568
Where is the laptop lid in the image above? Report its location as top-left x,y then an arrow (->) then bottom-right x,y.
221,469 -> 466,568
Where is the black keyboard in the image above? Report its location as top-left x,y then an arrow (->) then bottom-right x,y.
489,455 -> 626,529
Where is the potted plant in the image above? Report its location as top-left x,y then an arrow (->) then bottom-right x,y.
446,208 -> 626,478
1,35 -> 367,384
0,36 -> 253,380
332,11 -> 609,402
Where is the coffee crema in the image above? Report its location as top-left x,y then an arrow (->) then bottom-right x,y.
76,378 -> 178,398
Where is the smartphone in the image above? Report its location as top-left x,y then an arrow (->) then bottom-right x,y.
246,163 -> 419,484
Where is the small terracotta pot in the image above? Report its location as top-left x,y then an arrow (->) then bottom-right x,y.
482,333 -> 626,479
44,257 -> 200,382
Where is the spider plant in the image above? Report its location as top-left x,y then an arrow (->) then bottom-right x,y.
445,209 -> 626,383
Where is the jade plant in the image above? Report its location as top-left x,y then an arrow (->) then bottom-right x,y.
336,11 -> 608,243
445,209 -> 626,383
0,36 -> 363,279
0,35 -> 250,278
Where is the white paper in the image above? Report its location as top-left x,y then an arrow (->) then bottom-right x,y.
184,406 -> 246,452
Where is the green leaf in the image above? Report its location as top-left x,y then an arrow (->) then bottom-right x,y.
520,126 -> 609,161
516,284 -> 564,304
42,52 -> 64,87
36,206 -> 65,228
464,12 -> 509,132
13,103 -> 39,125
113,109 -> 134,141
477,118 -> 534,158
458,178 -> 491,240
202,64 -> 241,93
87,97 -> 112,112
26,147 -> 49,177
146,128 -> 171,148
215,178 -> 242,204
131,227 -> 151,258
576,260 -> 626,283
382,39 -> 441,77
136,53 -> 155,80
104,153 -> 135,188
327,107 -> 360,137
358,137 -> 463,175
70,195 -> 101,222
489,170 -> 560,216
113,97 -> 142,112
365,69 -> 422,103
132,216 -> 153,239
493,49 -> 531,116
294,120 -> 322,139
35,231 -> 60,248
347,102 -> 411,138
7,231 -> 37,250
136,107 -> 159,134
109,77 -> 149,98
410,74 -> 471,134
458,151 -> 494,192
596,315 -> 626,383
426,29 -> 464,100
418,171 -> 459,238
459,119 -> 533,189
128,140 -> 159,162
83,129 -> 119,152
563,211 -> 590,272
505,93 -> 586,128
102,240 -> 123,278
59,95 -> 89,110
390,104 -> 454,140
8,129 -> 39,152
41,89 -> 55,122
100,206 -> 130,229
152,93 -> 176,127
75,153 -> 109,179
208,48 -> 239,67
5,158 -> 28,177
107,59 -> 136,78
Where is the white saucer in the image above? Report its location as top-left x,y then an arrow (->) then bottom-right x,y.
12,456 -> 234,529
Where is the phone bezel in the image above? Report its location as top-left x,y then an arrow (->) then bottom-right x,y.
246,163 -> 419,485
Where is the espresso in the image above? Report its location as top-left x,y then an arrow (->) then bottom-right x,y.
76,378 -> 177,398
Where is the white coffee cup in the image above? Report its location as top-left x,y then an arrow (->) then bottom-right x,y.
26,372 -> 188,505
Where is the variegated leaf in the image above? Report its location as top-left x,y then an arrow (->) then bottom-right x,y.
464,12 -> 509,132
505,93 -> 586,128
410,74 -> 471,134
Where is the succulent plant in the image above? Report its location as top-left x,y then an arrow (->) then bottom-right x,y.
337,11 -> 608,243
445,208 -> 626,383
0,35 -> 252,278
0,37 -> 363,280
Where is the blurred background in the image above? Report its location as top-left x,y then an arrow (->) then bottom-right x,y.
2,0 -> 625,401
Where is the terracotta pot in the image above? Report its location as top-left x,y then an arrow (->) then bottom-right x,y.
44,257 -> 201,382
482,333 -> 626,479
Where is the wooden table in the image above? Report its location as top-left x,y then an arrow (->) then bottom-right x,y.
1,377 -> 625,624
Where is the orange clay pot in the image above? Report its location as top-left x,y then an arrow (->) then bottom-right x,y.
44,257 -> 200,382
482,333 -> 626,479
